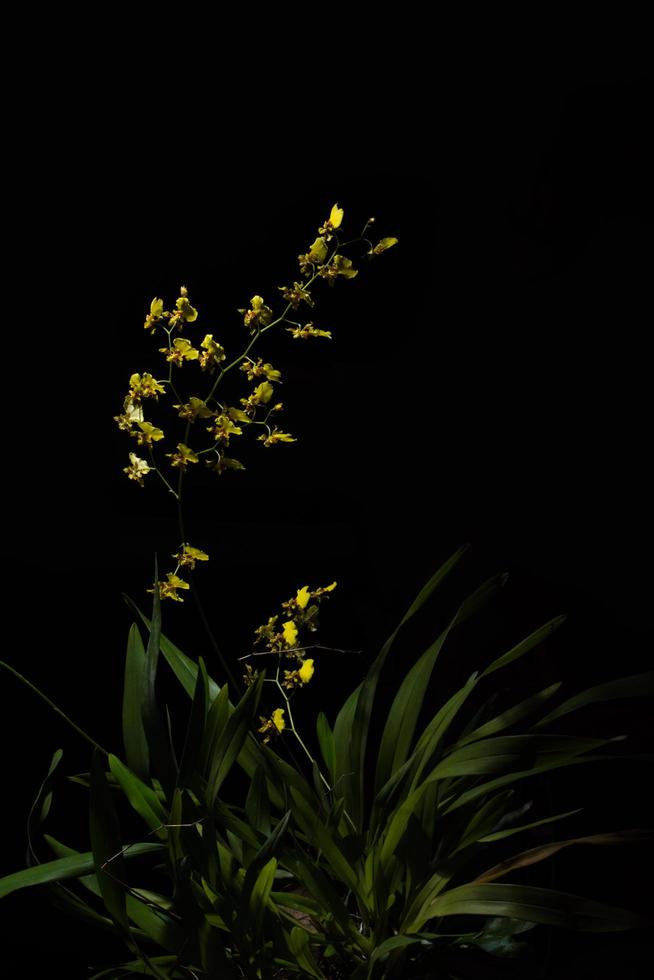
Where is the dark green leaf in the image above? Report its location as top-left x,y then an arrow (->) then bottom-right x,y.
535,670 -> 654,728
122,623 -> 150,779
90,749 -> 131,937
26,748 -> 63,866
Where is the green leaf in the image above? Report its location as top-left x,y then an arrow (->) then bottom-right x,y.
206,671 -> 265,807
481,616 -> 567,677
0,842 -> 157,898
453,683 -> 563,749
122,623 -> 150,780
282,849 -> 369,953
367,934 -> 431,975
248,856 -> 277,940
399,545 -> 470,626
373,625 -> 453,800
474,829 -> 654,884
337,546 -> 469,831
90,749 -> 131,937
316,711 -> 336,781
88,954 -> 179,979
534,670 -> 654,728
476,808 -> 583,844
411,881 -> 653,933
454,790 -> 518,850
242,811 -> 291,908
140,562 -> 177,798
245,763 -> 272,837
202,681 -> 230,776
429,734 -> 610,780
44,835 -> 183,954
108,755 -> 168,839
470,916 -> 536,958
26,747 -> 64,865
124,595 -> 287,811
287,925 -> 326,979
177,656 -> 209,790
289,787 -> 365,902
441,750 -> 630,817
404,671 -> 481,796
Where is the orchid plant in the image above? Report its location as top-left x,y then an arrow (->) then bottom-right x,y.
1,202 -> 652,979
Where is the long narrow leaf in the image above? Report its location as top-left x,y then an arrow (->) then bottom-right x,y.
534,670 -> 654,728
474,829 -> 654,883
316,711 -> 336,782
289,787 -> 366,903
124,595 -> 287,811
481,616 -> 567,677
206,671 -> 265,807
122,623 -> 150,779
411,881 -> 652,933
90,749 -> 131,937
45,835 -> 183,954
108,755 -> 168,838
373,625 -> 453,800
26,747 -> 64,866
340,546 -> 469,831
0,843 -> 162,898
453,683 -> 562,749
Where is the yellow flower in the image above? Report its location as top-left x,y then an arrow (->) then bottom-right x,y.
257,427 -> 296,447
319,254 -> 358,286
173,544 -> 209,569
123,452 -> 152,486
257,708 -> 286,743
240,381 -> 275,416
131,421 -> 164,447
279,282 -> 314,310
282,620 -> 299,647
167,288 -> 198,330
370,236 -> 399,255
296,586 -> 311,609
298,659 -> 315,684
149,573 -> 191,602
254,615 -> 279,647
160,337 -> 200,365
114,396 -> 144,431
207,414 -> 243,445
166,443 -> 199,469
227,406 -> 251,423
286,322 -> 332,340
298,236 -> 329,273
129,372 -> 166,399
319,204 -> 344,240
200,334 -> 226,371
124,396 -> 145,421
240,358 -> 282,383
272,708 -> 286,732
313,581 -> 337,597
174,396 -> 214,421
144,297 -> 165,332
239,295 -> 273,332
253,381 -> 274,404
206,455 -> 246,475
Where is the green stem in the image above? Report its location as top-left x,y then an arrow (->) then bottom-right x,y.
0,660 -> 109,756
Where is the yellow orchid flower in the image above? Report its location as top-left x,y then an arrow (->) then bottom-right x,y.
298,659 -> 315,684
282,620 -> 299,647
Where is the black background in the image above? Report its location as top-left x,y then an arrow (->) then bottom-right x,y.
1,60 -> 653,976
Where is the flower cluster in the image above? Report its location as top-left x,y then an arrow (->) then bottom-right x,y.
114,284 -> 295,490
248,582 -> 336,742
148,543 -> 209,602
113,207 -> 397,603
